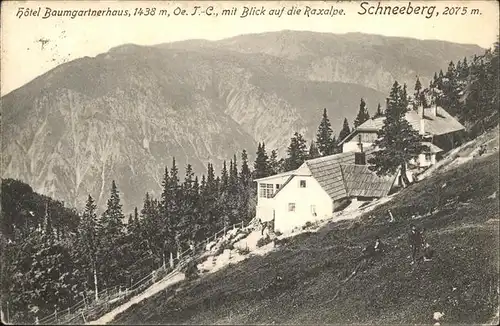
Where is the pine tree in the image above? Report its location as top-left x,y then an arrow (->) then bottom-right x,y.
315,108 -> 335,156
100,181 -> 125,239
178,164 -> 195,250
283,132 -> 308,171
202,163 -> 218,235
414,76 -> 422,108
159,166 -> 171,264
368,81 -> 428,187
254,142 -> 270,179
238,150 -> 253,221
239,150 -> 252,187
220,161 -> 229,192
338,118 -> 351,142
77,195 -> 101,301
226,157 -> 240,226
354,98 -> 370,128
373,103 -> 383,118
167,158 -> 181,256
99,181 -> 127,287
268,149 -> 281,174
140,193 -> 163,269
308,142 -> 320,159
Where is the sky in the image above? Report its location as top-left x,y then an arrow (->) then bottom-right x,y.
1,0 -> 499,96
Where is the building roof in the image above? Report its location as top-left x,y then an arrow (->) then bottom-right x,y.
338,106 -> 465,145
261,152 -> 398,203
340,165 -> 397,198
305,152 -> 356,201
253,170 -> 296,182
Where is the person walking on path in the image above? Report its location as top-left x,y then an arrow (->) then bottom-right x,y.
409,224 -> 424,265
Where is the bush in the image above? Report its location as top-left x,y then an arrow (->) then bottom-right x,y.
236,246 -> 250,255
256,236 -> 272,248
302,221 -> 314,230
214,240 -> 234,256
182,260 -> 199,280
275,230 -> 283,236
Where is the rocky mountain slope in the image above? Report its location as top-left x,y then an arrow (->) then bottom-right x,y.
1,31 -> 483,212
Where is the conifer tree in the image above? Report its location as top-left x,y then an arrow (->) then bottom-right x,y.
167,158 -> 181,256
414,76 -> 422,108
338,118 -> 351,142
100,180 -> 125,239
159,166 -> 172,263
373,103 -> 383,118
254,142 -> 270,179
77,195 -> 101,301
239,150 -> 252,188
220,161 -> 229,192
268,149 -> 281,174
308,142 -> 320,159
283,132 -> 308,171
238,150 -> 253,221
368,81 -> 428,187
99,181 -> 128,287
354,98 -> 370,128
203,164 -> 218,235
315,108 -> 335,156
178,164 -> 195,250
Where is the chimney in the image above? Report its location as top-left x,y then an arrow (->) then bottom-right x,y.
432,104 -> 438,117
357,134 -> 363,152
418,106 -> 425,135
418,105 -> 424,118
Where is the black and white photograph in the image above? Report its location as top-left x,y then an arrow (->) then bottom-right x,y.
1,0 -> 499,324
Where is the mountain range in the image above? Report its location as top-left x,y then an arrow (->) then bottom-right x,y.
1,31 -> 484,213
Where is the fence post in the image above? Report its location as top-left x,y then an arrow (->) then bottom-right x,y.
81,311 -> 87,324
35,316 -> 39,325
170,252 -> 174,268
54,309 -> 58,324
224,224 -> 227,236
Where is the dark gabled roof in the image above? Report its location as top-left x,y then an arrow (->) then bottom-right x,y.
305,152 -> 356,201
340,165 -> 397,198
338,106 -> 465,145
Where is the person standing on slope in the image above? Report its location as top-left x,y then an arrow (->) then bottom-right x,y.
409,224 -> 424,265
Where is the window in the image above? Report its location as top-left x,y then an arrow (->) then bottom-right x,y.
276,184 -> 280,190
288,203 -> 296,212
300,180 -> 307,188
425,153 -> 432,161
259,184 -> 274,198
311,205 -> 317,216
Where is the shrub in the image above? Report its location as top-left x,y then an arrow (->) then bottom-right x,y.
214,240 -> 235,256
236,246 -> 250,255
302,221 -> 314,230
274,230 -> 283,236
182,260 -> 199,280
256,236 -> 272,248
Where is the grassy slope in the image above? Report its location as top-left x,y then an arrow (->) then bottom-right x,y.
113,154 -> 499,325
